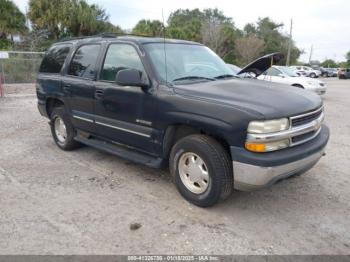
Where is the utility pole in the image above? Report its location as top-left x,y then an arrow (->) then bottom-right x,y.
286,19 -> 293,66
308,45 -> 313,64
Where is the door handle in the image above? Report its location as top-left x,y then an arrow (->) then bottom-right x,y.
95,90 -> 104,99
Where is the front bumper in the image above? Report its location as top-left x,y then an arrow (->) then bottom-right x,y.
231,124 -> 329,191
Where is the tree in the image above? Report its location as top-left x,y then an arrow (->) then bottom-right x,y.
346,51 -> 350,67
28,0 -> 69,40
28,0 -> 122,40
165,8 -> 242,63
167,9 -> 204,42
132,20 -> 163,37
201,9 -> 240,60
234,35 -> 265,66
320,59 -> 338,68
0,0 -> 27,48
243,17 -> 301,65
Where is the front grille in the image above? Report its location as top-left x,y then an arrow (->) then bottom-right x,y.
292,131 -> 317,144
291,107 -> 323,127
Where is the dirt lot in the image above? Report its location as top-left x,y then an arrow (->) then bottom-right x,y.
0,79 -> 349,255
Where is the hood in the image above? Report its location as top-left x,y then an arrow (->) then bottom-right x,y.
238,53 -> 284,77
174,79 -> 322,119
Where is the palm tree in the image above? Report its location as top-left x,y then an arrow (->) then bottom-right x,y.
0,0 -> 27,42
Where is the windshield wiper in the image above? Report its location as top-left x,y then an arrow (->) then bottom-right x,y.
214,74 -> 237,79
172,76 -> 215,83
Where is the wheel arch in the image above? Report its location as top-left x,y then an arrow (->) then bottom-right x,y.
162,123 -> 232,161
46,97 -> 65,117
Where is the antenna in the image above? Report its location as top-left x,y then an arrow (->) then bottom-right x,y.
162,8 -> 168,84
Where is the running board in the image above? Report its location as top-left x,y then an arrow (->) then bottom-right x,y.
75,135 -> 164,168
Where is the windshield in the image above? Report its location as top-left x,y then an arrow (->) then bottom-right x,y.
143,43 -> 233,83
227,64 -> 241,75
278,67 -> 299,77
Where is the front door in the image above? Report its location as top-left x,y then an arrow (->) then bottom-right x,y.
94,43 -> 156,154
62,43 -> 101,133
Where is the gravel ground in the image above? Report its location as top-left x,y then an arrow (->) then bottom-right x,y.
0,79 -> 349,255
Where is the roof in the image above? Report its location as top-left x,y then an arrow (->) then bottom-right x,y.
56,33 -> 200,46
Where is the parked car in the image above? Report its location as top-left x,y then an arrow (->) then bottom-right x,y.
290,66 -> 321,78
256,65 -> 327,95
36,36 -> 329,207
338,68 -> 350,79
319,68 -> 338,77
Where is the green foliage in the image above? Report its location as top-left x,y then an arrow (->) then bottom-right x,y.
244,17 -> 301,65
164,8 -> 241,64
132,19 -> 163,37
28,0 -> 123,40
320,59 -> 338,68
167,9 -> 204,42
0,39 -> 12,49
0,0 -> 27,45
346,51 -> 350,67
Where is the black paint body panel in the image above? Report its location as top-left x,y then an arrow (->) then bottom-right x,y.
36,36 -> 325,167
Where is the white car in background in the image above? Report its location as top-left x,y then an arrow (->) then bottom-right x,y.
258,66 -> 327,95
290,65 -> 321,78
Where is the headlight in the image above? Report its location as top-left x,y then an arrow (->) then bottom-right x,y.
246,118 -> 290,153
245,139 -> 290,153
247,118 -> 289,134
307,81 -> 316,86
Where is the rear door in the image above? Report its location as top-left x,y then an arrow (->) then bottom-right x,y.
94,42 -> 157,154
62,43 -> 102,134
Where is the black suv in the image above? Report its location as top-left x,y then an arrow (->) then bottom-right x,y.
37,35 -> 329,207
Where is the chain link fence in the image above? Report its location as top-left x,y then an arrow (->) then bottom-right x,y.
0,51 -> 45,84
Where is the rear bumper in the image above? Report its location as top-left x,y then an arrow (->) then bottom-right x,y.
37,100 -> 48,118
231,124 -> 329,191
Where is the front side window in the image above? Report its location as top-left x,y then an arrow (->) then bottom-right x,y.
101,44 -> 145,82
68,44 -> 100,79
39,44 -> 71,74
143,43 -> 232,84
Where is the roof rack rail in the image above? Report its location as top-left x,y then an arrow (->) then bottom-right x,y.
57,32 -> 154,42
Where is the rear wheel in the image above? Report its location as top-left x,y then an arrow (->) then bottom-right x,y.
50,107 -> 80,151
169,134 -> 233,207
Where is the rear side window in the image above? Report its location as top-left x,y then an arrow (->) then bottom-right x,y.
101,44 -> 145,81
68,44 -> 100,79
39,44 -> 71,73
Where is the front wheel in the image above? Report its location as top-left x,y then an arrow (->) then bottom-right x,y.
310,73 -> 316,78
169,135 -> 233,207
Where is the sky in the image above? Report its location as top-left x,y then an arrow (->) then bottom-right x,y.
13,0 -> 350,63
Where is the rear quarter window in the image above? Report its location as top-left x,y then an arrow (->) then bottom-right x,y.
39,44 -> 71,74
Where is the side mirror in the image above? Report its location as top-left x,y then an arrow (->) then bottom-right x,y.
278,73 -> 285,78
115,69 -> 149,88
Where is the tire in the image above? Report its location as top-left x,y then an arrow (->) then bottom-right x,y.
169,134 -> 233,207
50,106 -> 80,151
310,73 -> 316,78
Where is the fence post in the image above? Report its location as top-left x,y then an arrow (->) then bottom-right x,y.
0,61 -> 4,98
